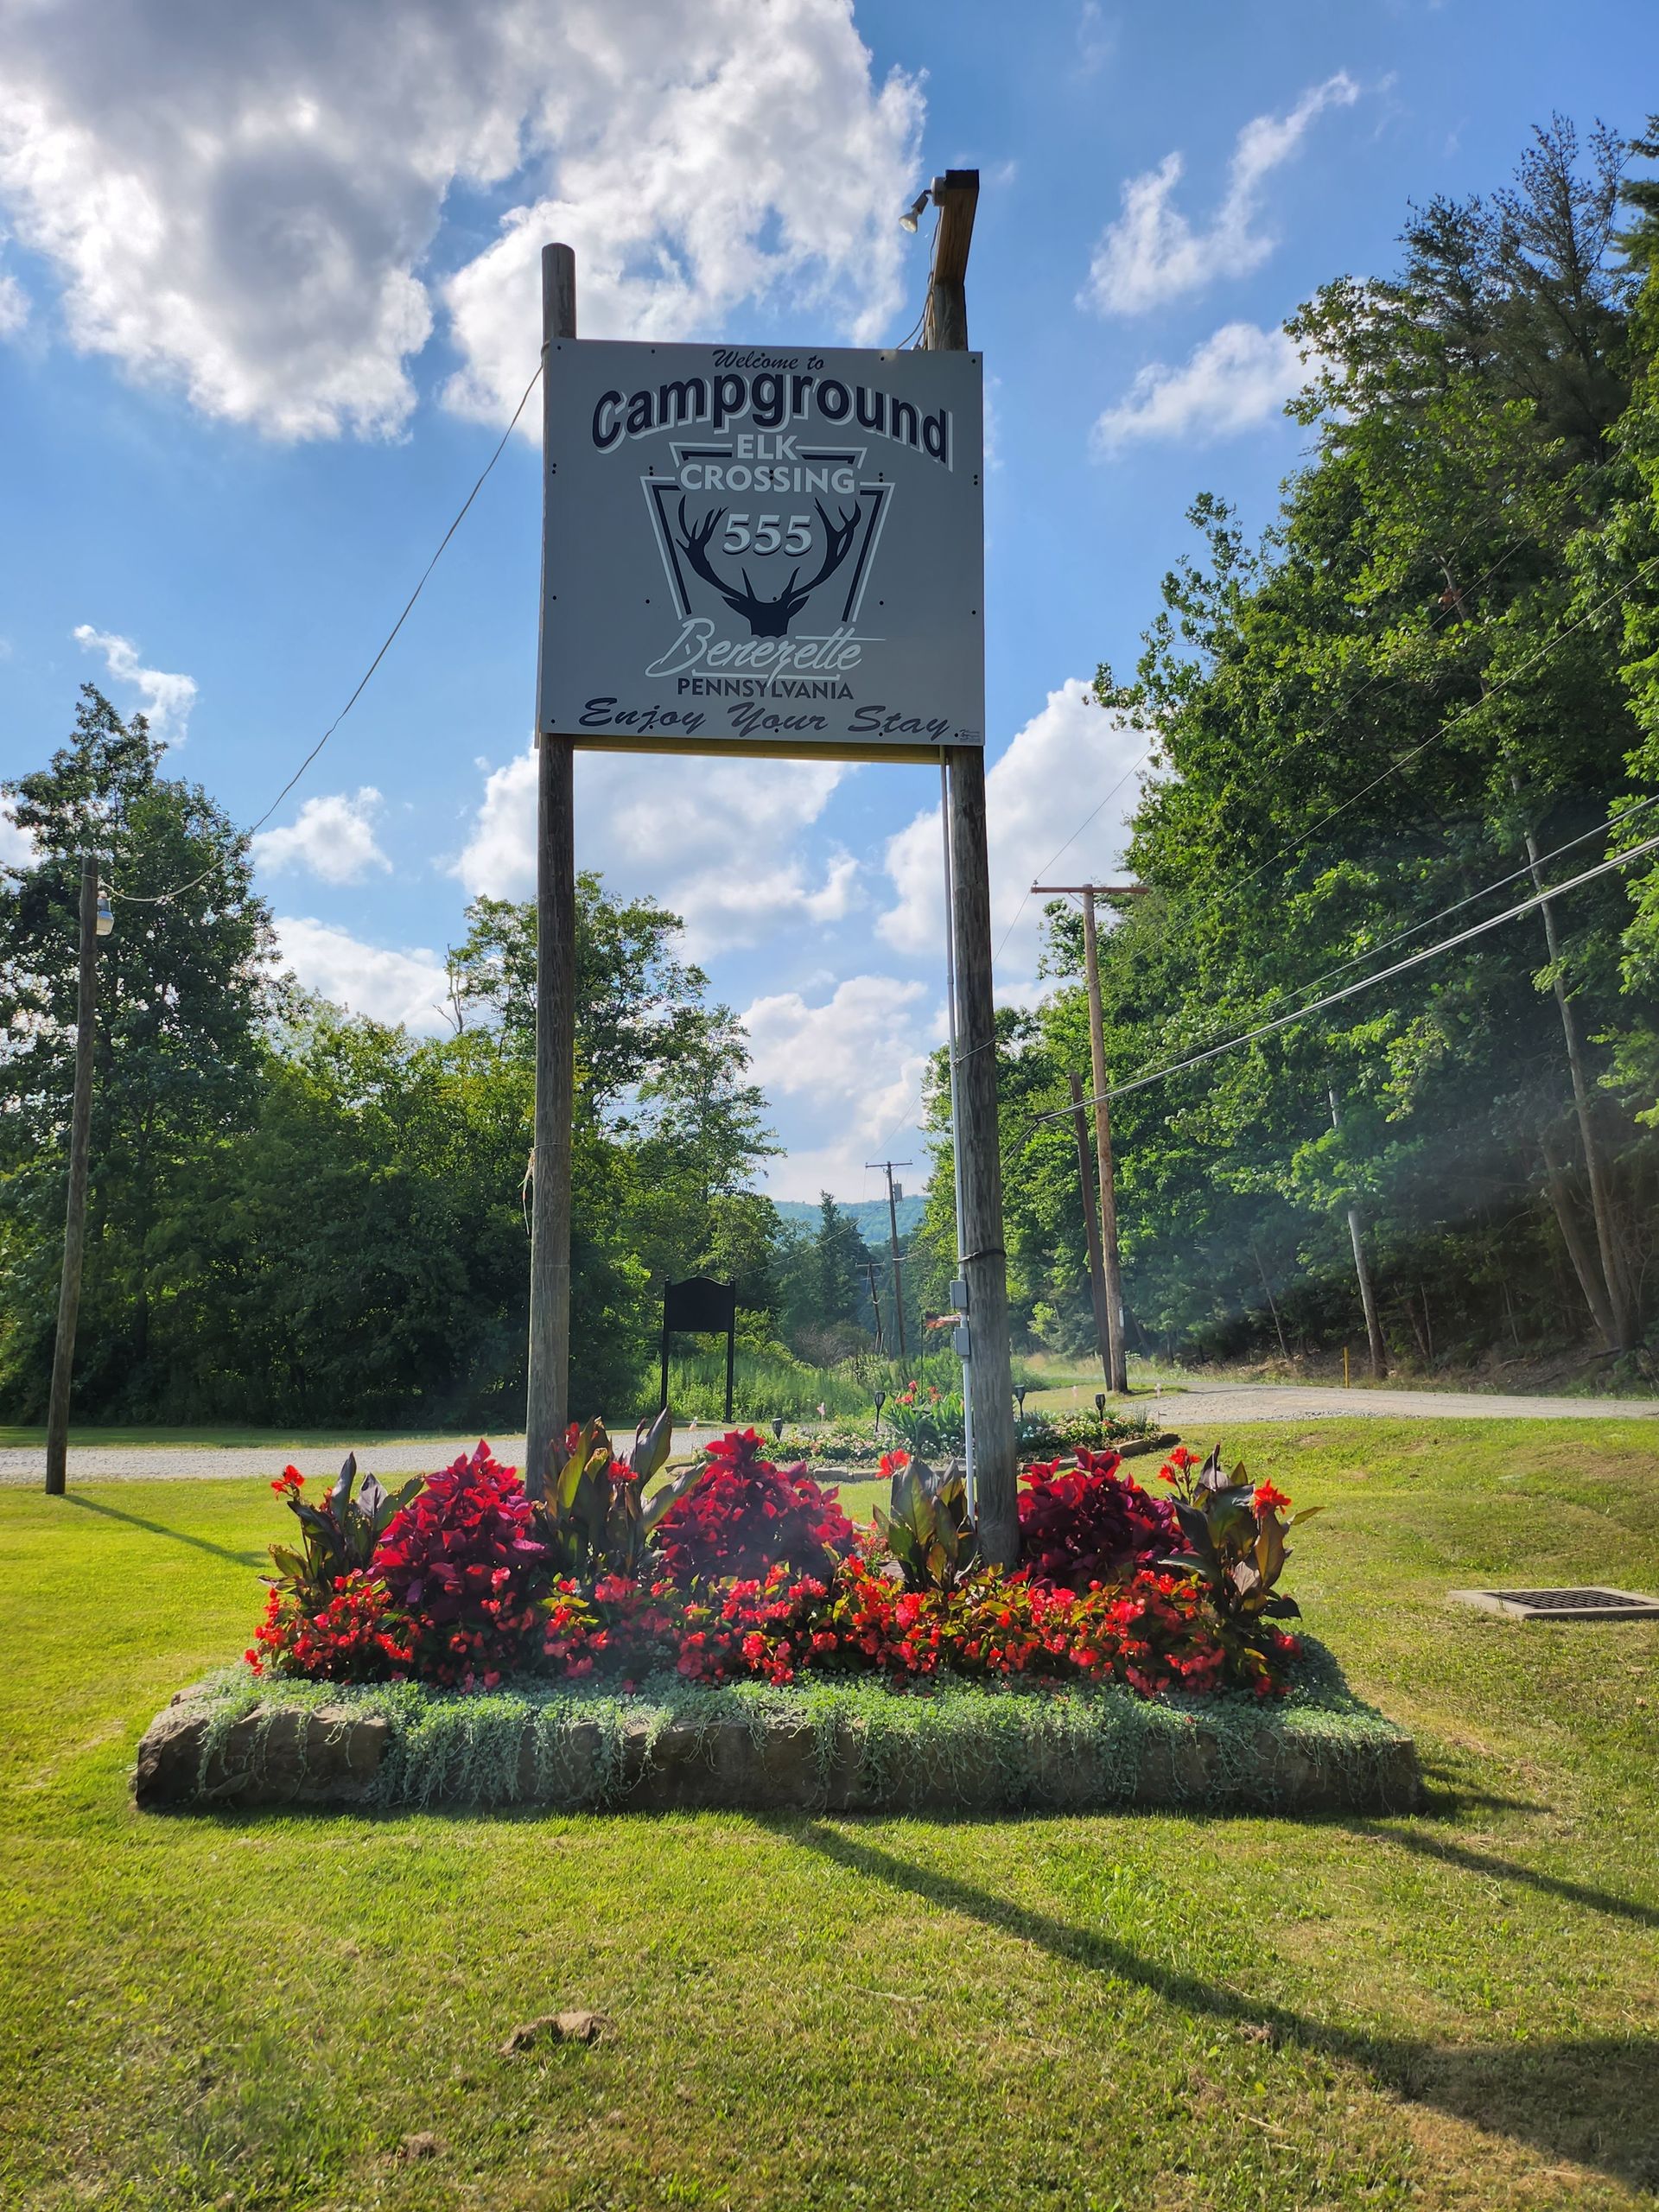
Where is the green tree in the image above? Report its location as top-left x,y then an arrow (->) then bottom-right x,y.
0,688 -> 276,1415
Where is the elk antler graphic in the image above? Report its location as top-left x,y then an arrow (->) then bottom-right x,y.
675,498 -> 863,638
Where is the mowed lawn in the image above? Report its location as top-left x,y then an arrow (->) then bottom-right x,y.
1,1421 -> 1656,2212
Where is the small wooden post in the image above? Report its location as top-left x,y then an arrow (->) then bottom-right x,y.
924,168 -> 1017,1567
44,856 -> 100,1497
1068,1071 -> 1112,1386
865,1158 -> 911,1363
1078,888 -> 1129,1394
1329,1085 -> 1388,1382
525,243 -> 578,1499
1035,880 -> 1145,1393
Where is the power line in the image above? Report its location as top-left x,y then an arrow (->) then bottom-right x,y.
1043,789 -> 1659,1121
992,740 -> 1154,967
989,531 -> 1548,982
1033,827 -> 1659,1123
1181,550 -> 1659,927
113,359 -> 544,907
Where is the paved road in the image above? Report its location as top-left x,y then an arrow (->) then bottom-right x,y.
2,1382 -> 1655,1486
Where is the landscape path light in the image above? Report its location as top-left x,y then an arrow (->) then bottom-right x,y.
1014,1383 -> 1028,1419
873,1385 -> 887,1439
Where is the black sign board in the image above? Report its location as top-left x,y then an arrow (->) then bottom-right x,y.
660,1275 -> 739,1421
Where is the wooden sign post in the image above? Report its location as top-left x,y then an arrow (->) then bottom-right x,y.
926,172 -> 1017,1567
525,243 -> 577,1501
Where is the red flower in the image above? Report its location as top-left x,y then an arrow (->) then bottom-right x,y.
270,1466 -> 305,1497
1251,1479 -> 1292,1517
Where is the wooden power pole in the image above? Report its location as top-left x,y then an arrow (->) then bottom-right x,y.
525,241 -> 579,1501
925,169 -> 1019,1568
1067,1071 -> 1112,1386
45,857 -> 104,1497
1033,881 -> 1146,1392
866,1159 -> 911,1363
1328,1084 -> 1388,1381
1513,783 -> 1635,1351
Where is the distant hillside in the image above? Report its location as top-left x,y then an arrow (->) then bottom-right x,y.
774,1194 -> 926,1244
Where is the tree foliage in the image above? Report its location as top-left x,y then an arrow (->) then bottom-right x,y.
919,117 -> 1659,1380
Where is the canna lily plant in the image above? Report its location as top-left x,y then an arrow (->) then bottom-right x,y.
873,1449 -> 978,1592
534,1407 -> 701,1584
1155,1445 -> 1319,1625
265,1453 -> 420,1607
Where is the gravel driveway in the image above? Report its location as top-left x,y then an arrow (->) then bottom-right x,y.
3,1382 -> 1655,1487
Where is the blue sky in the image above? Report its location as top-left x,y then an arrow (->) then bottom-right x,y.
2,0 -> 1654,1201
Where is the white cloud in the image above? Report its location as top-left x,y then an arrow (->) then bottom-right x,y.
251,788 -> 391,884
742,973 -> 934,1201
1080,73 -> 1357,316
878,679 -> 1150,982
1091,321 -> 1308,451
0,1 -> 922,442
0,266 -> 25,335
454,744 -> 857,958
1076,3 -> 1116,76
73,625 -> 197,742
0,796 -> 37,874
276,916 -> 451,1033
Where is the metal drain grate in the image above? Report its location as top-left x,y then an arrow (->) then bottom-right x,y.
1452,1586 -> 1659,1621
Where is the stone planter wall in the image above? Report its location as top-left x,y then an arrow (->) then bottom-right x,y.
134,1669 -> 1421,1818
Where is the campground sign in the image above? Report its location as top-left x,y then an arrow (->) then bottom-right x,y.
539,340 -> 984,760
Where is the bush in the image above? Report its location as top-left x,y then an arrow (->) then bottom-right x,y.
651,1427 -> 857,1586
372,1440 -> 553,1687
1017,1446 -> 1184,1592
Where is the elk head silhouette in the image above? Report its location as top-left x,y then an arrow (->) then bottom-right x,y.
675,498 -> 862,637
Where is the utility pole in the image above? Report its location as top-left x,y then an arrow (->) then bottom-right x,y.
1512,780 -> 1635,1351
924,168 -> 1019,1567
866,1160 -> 911,1363
525,241 -> 578,1500
861,1258 -> 887,1354
1067,1071 -> 1112,1386
1032,882 -> 1147,1393
45,857 -> 107,1497
1328,1085 -> 1388,1381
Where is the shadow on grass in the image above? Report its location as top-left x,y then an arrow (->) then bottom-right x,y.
1413,1761 -> 1547,1820
60,1493 -> 265,1572
779,1818 -> 1659,2190
1347,1818 -> 1659,1930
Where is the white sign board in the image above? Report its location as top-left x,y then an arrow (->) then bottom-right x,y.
540,340 -> 983,760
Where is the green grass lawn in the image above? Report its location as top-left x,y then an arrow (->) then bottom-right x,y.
2,1418 -> 1656,2211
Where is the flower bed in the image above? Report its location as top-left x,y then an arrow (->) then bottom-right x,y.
134,1423 -> 1419,1814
